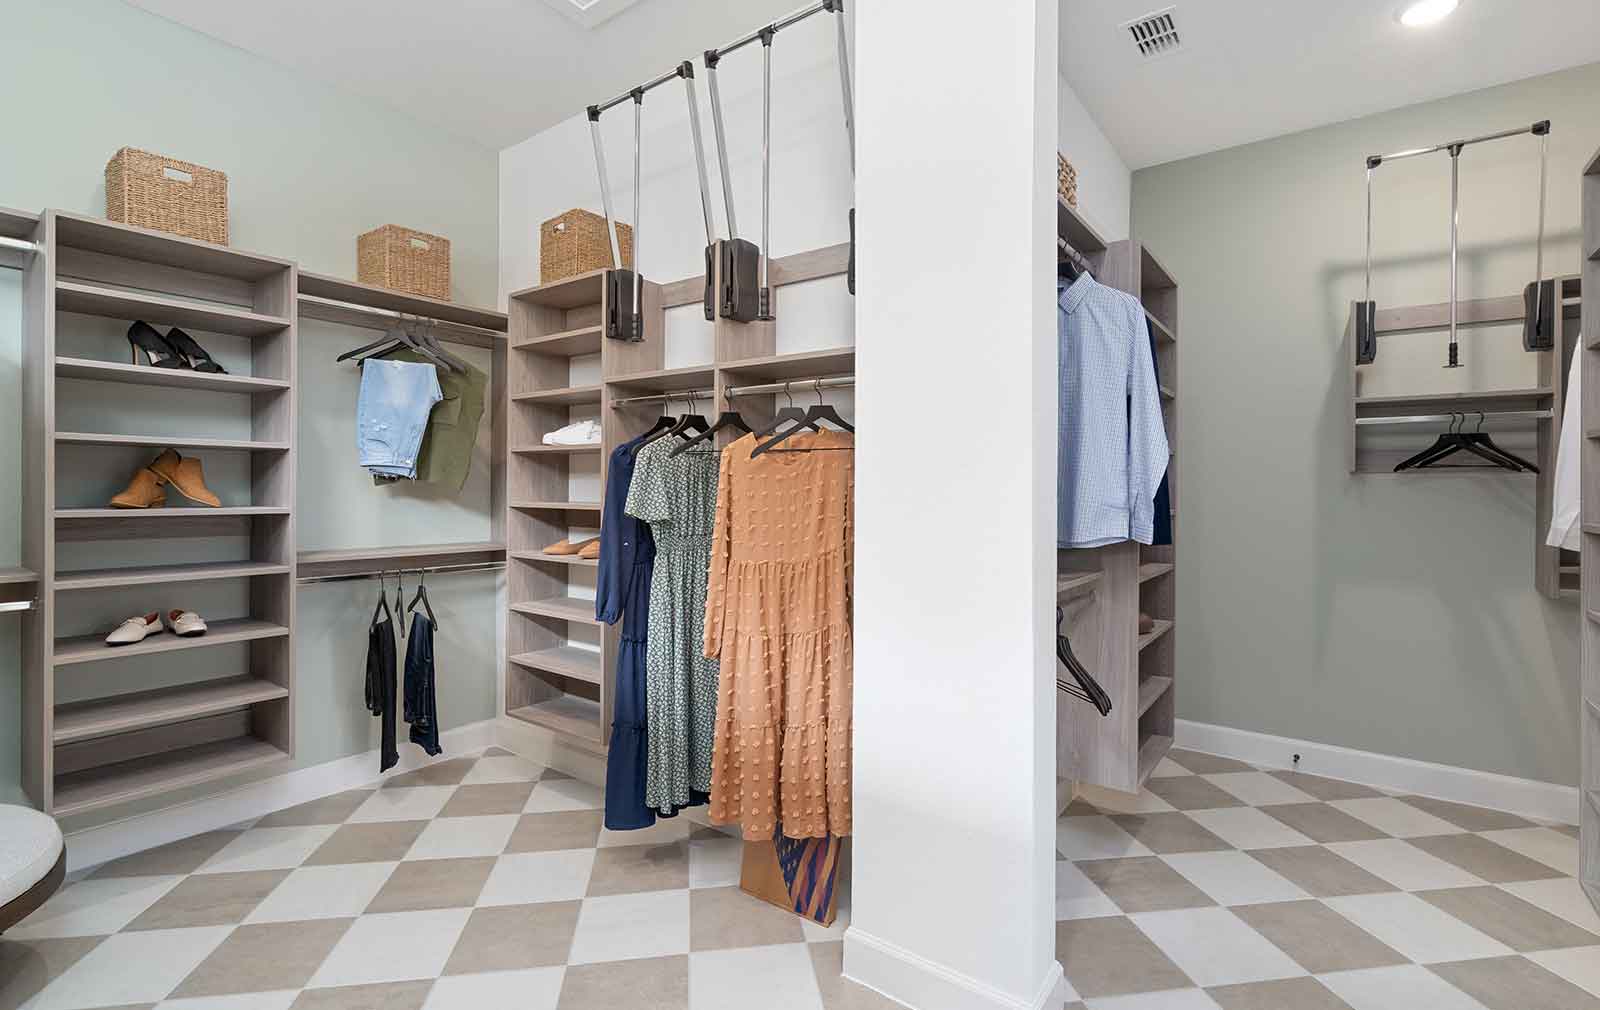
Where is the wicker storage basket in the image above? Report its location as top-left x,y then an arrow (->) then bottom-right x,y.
105,147 -> 229,245
540,209 -> 633,284
1058,153 -> 1079,208
358,225 -> 451,300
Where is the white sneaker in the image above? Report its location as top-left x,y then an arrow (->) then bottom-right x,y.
165,610 -> 208,638
105,612 -> 163,646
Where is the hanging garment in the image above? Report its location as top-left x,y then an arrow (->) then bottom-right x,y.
597,433 -> 659,831
1147,318 -> 1173,547
365,606 -> 399,773
404,611 -> 442,757
625,437 -> 720,817
373,349 -> 487,492
543,418 -> 602,447
357,358 -> 442,480
704,430 -> 854,841
1058,274 -> 1169,548
1549,341 -> 1582,551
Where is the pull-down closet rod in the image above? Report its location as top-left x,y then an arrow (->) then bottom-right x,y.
708,0 -> 835,59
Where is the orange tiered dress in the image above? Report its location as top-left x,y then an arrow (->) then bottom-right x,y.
703,430 -> 854,840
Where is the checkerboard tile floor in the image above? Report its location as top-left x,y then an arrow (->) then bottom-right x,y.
0,748 -> 890,1010
1054,749 -> 1599,1010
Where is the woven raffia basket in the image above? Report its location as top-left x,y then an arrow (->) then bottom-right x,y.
358,225 -> 451,300
541,209 -> 633,284
105,147 -> 229,245
1058,153 -> 1079,208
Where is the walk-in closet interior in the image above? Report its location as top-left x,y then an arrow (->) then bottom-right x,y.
1,1 -> 1599,1009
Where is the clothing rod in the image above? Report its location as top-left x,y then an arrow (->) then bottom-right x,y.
0,236 -> 39,256
1354,409 -> 1553,427
610,388 -> 715,408
1366,120 -> 1549,168
710,1 -> 832,59
592,64 -> 689,117
728,376 -> 854,398
0,599 -> 36,613
297,294 -> 505,339
297,561 -> 506,586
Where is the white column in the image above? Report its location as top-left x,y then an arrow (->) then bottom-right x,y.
847,0 -> 1062,1008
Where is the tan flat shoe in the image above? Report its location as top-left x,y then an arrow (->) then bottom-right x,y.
1138,612 -> 1156,635
149,449 -> 221,508
577,538 -> 601,560
109,468 -> 168,509
542,537 -> 597,557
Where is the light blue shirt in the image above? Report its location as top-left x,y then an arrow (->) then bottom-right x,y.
1058,274 -> 1169,549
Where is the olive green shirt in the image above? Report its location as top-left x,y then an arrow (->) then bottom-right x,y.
373,349 -> 487,492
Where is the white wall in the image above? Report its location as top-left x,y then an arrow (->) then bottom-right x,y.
1059,76 -> 1131,242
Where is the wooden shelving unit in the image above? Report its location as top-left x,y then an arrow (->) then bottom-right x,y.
1580,146 -> 1600,916
20,211 -> 299,816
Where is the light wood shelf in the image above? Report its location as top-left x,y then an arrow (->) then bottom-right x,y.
719,346 -> 855,382
56,357 -> 291,393
1137,676 -> 1174,717
512,325 -> 602,357
54,618 -> 290,666
55,431 -> 289,452
54,211 -> 291,280
509,645 -> 604,685
511,598 -> 601,627
55,280 -> 291,338
54,676 -> 288,745
508,270 -> 606,310
512,385 -> 603,406
52,736 -> 287,818
1146,311 -> 1175,343
507,697 -> 605,749
1354,387 -> 1553,407
56,560 -> 289,591
1139,563 -> 1175,583
1159,385 -> 1175,402
297,541 -> 504,580
510,444 -> 602,455
608,364 -> 717,393
509,500 -> 602,513
1058,198 -> 1109,256
0,567 -> 38,585
1138,620 -> 1175,651
1057,572 -> 1103,601
297,270 -> 508,334
56,506 -> 291,520
509,551 -> 599,568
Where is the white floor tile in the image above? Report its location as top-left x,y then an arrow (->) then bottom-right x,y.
244,862 -> 399,923
1324,839 -> 1484,891
1074,783 -> 1177,815
1202,772 -> 1317,807
1160,851 -> 1309,906
524,778 -> 605,813
1056,815 -> 1154,861
158,991 -> 299,1010
1148,758 -> 1193,779
1527,946 -> 1600,998
800,888 -> 851,942
1055,860 -> 1123,920
308,907 -> 472,987
1086,989 -> 1223,1010
689,836 -> 746,889
1499,877 -> 1600,934
347,785 -> 457,823
406,814 -> 520,860
598,816 -> 690,848
28,926 -> 233,1010
1182,807 -> 1314,850
1130,907 -> 1305,988
478,850 -> 596,906
1479,827 -> 1581,876
461,755 -> 545,785
568,889 -> 690,965
1329,798 -> 1461,838
689,943 -> 825,1010
422,966 -> 565,1009
1324,893 -> 1512,964
195,825 -> 340,874
1318,964 -> 1491,1010
8,874 -> 183,939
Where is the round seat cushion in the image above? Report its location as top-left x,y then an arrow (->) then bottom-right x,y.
0,805 -> 63,907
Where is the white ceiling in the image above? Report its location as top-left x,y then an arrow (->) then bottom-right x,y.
125,0 -> 800,150
1063,0 -> 1600,169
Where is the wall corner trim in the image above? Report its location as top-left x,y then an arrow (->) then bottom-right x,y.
842,926 -> 1068,1010
1176,719 -> 1580,825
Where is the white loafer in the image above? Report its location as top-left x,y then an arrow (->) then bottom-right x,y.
165,610 -> 208,638
106,612 -> 163,646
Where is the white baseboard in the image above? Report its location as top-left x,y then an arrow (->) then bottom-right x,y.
1176,719 -> 1580,826
64,719 -> 498,873
843,927 -> 1066,1010
493,716 -> 608,787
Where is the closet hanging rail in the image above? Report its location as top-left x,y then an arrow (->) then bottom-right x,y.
297,560 -> 506,586
0,598 -> 37,613
729,376 -> 854,398
0,236 -> 39,258
298,294 -> 505,342
1355,409 -> 1552,427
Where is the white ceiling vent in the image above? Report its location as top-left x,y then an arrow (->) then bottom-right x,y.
1123,7 -> 1182,58
539,0 -> 644,30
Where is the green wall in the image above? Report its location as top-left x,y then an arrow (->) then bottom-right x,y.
0,0 -> 501,817
1132,63 -> 1600,788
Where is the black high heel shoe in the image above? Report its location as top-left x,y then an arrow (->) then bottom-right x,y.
126,321 -> 189,369
164,327 -> 228,374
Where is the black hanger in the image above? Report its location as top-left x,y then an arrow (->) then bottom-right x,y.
1395,412 -> 1535,472
338,322 -> 405,365
631,412 -> 679,449
394,570 -> 407,635
372,571 -> 393,627
1458,412 -> 1538,472
1056,606 -> 1111,716
408,570 -> 438,627
749,381 -> 816,441
671,408 -> 752,457
664,392 -> 711,442
750,379 -> 854,459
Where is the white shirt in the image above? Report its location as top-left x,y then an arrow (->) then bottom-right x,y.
1548,342 -> 1581,551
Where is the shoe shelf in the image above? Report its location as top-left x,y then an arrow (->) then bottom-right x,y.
508,550 -> 599,568
509,644 -> 604,683
511,325 -> 603,357
510,597 -> 601,627
19,210 -> 298,817
510,443 -> 603,455
718,346 -> 856,382
1137,619 -> 1174,652
512,385 -> 604,406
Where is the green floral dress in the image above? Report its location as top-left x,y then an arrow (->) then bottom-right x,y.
624,437 -> 721,815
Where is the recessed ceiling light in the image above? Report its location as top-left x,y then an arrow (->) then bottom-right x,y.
1398,0 -> 1459,27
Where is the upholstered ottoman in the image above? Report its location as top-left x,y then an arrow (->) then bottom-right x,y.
0,805 -> 64,934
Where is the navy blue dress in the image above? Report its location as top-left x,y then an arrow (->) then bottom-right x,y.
1147,320 -> 1173,547
598,435 -> 657,830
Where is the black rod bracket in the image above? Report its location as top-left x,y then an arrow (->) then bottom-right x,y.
586,105 -> 601,123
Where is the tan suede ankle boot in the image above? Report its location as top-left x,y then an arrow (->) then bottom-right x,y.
148,449 -> 221,508
109,468 -> 167,509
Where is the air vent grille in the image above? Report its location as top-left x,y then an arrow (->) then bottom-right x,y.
1124,8 -> 1182,58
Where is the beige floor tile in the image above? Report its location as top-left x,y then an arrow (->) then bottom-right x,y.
1206,977 -> 1353,1010
290,981 -> 434,1010
1246,847 -> 1396,898
506,811 -> 605,854
304,821 -> 428,866
365,857 -> 494,913
255,790 -> 376,829
689,886 -> 807,951
382,758 -> 478,789
1145,777 -> 1248,811
441,901 -> 581,974
1230,900 -> 1404,974
124,870 -> 287,930
170,919 -> 354,997
1167,751 -> 1256,775
1109,813 -> 1232,855
89,830 -> 241,879
557,954 -> 689,1009
1077,858 -> 1214,913
1416,886 -> 1600,952
0,935 -> 105,1010
1266,772 -> 1382,802
1261,804 -> 1388,844
586,842 -> 690,897
1430,955 -> 1600,1010
438,782 -> 537,818
1527,946 -> 1600,999
1395,796 -> 1533,832
1406,834 -> 1566,884
1055,916 -> 1192,998
1553,823 -> 1581,839
808,941 -> 907,1010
